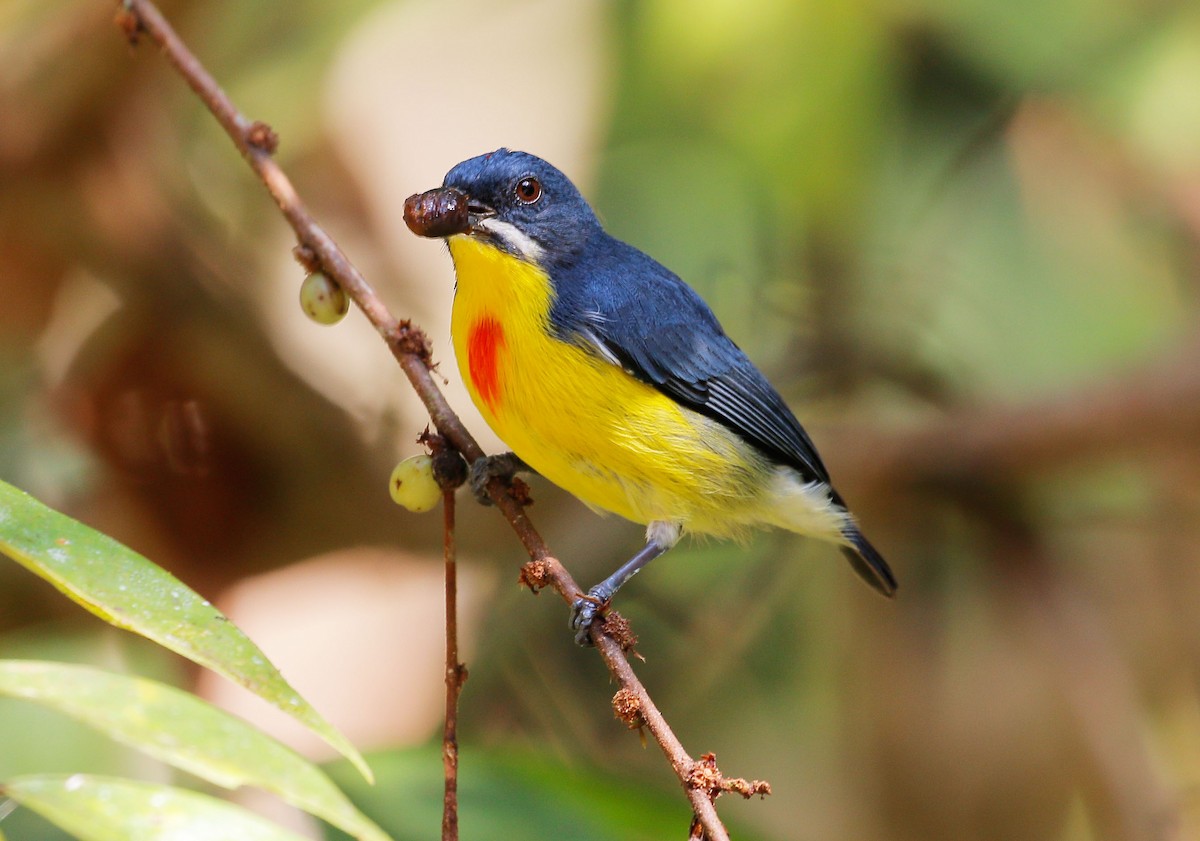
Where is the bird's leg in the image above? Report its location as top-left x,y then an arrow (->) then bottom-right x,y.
571,521 -> 681,646
468,452 -> 532,506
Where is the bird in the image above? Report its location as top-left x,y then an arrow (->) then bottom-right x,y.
403,149 -> 896,644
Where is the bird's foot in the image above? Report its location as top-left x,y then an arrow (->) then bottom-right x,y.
468,452 -> 529,506
570,591 -> 608,647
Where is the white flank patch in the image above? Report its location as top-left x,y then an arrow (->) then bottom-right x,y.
578,326 -> 621,366
646,520 -> 683,549
765,470 -> 851,543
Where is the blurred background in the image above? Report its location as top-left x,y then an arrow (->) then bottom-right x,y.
2,0 -> 1199,838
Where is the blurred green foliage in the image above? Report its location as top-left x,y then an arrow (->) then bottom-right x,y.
1,0 -> 1198,839
325,746 -> 770,841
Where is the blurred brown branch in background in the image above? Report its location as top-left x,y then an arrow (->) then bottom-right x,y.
111,0 -> 745,837
832,331 -> 1200,494
824,327 -> 1200,840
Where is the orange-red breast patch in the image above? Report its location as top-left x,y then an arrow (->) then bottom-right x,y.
467,316 -> 506,413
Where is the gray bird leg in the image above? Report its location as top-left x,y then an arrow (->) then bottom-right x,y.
570,521 -> 681,646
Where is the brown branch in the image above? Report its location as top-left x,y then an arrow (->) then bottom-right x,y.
440,484 -> 463,841
113,2 -> 741,837
828,332 -> 1200,497
426,432 -> 469,841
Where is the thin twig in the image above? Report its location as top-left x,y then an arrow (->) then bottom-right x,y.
113,2 -> 740,837
441,485 -> 462,841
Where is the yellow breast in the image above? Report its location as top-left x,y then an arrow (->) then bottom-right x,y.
447,236 -> 770,534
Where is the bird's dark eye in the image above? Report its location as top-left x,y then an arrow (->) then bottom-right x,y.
514,177 -> 542,204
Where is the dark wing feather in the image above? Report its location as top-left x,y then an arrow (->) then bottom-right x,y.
550,234 -> 830,484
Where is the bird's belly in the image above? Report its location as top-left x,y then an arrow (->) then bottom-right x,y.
460,324 -> 771,533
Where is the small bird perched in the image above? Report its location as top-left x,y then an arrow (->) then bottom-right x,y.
404,149 -> 896,644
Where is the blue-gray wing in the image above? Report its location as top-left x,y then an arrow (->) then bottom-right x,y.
550,235 -> 830,485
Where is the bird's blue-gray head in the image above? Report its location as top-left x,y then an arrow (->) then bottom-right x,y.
404,149 -> 601,270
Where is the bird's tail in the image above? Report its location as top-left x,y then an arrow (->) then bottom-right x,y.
840,525 -> 898,598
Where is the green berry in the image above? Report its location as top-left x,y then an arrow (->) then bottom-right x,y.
299,271 -> 349,325
389,455 -> 442,512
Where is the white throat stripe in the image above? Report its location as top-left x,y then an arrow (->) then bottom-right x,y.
477,218 -> 544,263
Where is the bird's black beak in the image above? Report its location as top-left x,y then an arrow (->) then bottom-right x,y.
403,187 -> 495,239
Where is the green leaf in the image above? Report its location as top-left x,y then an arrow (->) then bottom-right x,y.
0,661 -> 389,841
0,797 -> 12,841
0,480 -> 371,783
2,774 -> 312,841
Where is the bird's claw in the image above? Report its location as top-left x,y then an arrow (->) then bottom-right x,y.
468,452 -> 527,506
570,591 -> 606,646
